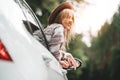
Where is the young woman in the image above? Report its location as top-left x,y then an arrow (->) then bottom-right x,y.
34,2 -> 79,70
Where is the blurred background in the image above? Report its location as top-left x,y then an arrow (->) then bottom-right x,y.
26,0 -> 120,80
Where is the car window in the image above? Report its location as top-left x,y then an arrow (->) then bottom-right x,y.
17,0 -> 40,33
16,0 -> 49,49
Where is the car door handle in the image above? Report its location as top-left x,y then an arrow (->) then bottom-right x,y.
42,55 -> 52,65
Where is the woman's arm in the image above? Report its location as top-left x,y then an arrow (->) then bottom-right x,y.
45,25 -> 77,69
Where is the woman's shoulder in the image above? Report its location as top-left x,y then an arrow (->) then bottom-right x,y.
48,23 -> 64,30
44,23 -> 64,34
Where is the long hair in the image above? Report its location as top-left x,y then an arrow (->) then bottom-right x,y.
54,9 -> 75,50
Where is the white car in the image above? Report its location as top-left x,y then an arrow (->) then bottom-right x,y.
0,0 -> 68,80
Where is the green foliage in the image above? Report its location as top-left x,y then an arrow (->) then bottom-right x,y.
87,6 -> 120,80
67,34 -> 89,80
91,6 -> 120,67
26,0 -> 60,27
109,46 -> 120,80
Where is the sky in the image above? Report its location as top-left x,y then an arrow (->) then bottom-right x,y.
73,0 -> 120,47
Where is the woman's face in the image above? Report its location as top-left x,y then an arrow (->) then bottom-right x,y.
62,17 -> 74,30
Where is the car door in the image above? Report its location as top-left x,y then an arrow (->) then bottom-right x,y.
0,0 -> 67,80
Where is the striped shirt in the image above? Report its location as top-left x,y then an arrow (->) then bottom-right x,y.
34,23 -> 67,61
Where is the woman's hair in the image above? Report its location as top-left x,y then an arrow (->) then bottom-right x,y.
54,9 -> 75,50
54,9 -> 74,24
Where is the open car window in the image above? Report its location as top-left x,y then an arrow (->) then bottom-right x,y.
16,0 -> 49,50
17,0 -> 40,34
23,20 -> 39,34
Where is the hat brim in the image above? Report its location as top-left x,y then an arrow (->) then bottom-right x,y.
48,2 -> 74,25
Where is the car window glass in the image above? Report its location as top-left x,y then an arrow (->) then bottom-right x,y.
17,0 -> 42,34
16,0 -> 49,49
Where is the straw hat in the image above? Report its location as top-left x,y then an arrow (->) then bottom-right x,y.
48,2 -> 74,25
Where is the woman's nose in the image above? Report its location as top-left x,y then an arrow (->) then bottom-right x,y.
69,18 -> 73,22
68,20 -> 72,24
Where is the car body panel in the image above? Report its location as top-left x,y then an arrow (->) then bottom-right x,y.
0,0 -> 67,80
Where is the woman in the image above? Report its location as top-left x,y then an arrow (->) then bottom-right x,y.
34,2 -> 78,70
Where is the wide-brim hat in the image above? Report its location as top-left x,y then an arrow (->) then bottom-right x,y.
48,2 -> 74,25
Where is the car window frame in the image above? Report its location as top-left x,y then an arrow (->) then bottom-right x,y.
16,0 -> 50,50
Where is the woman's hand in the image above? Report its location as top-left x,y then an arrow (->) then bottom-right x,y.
66,53 -> 77,70
59,60 -> 70,69
59,53 -> 77,70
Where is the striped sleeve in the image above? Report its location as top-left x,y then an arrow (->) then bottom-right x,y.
48,25 -> 65,61
49,26 -> 64,45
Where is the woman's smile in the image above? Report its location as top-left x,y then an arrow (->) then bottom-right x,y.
62,18 -> 73,30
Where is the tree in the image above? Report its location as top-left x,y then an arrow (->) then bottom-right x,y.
88,6 -> 120,80
67,34 -> 89,80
